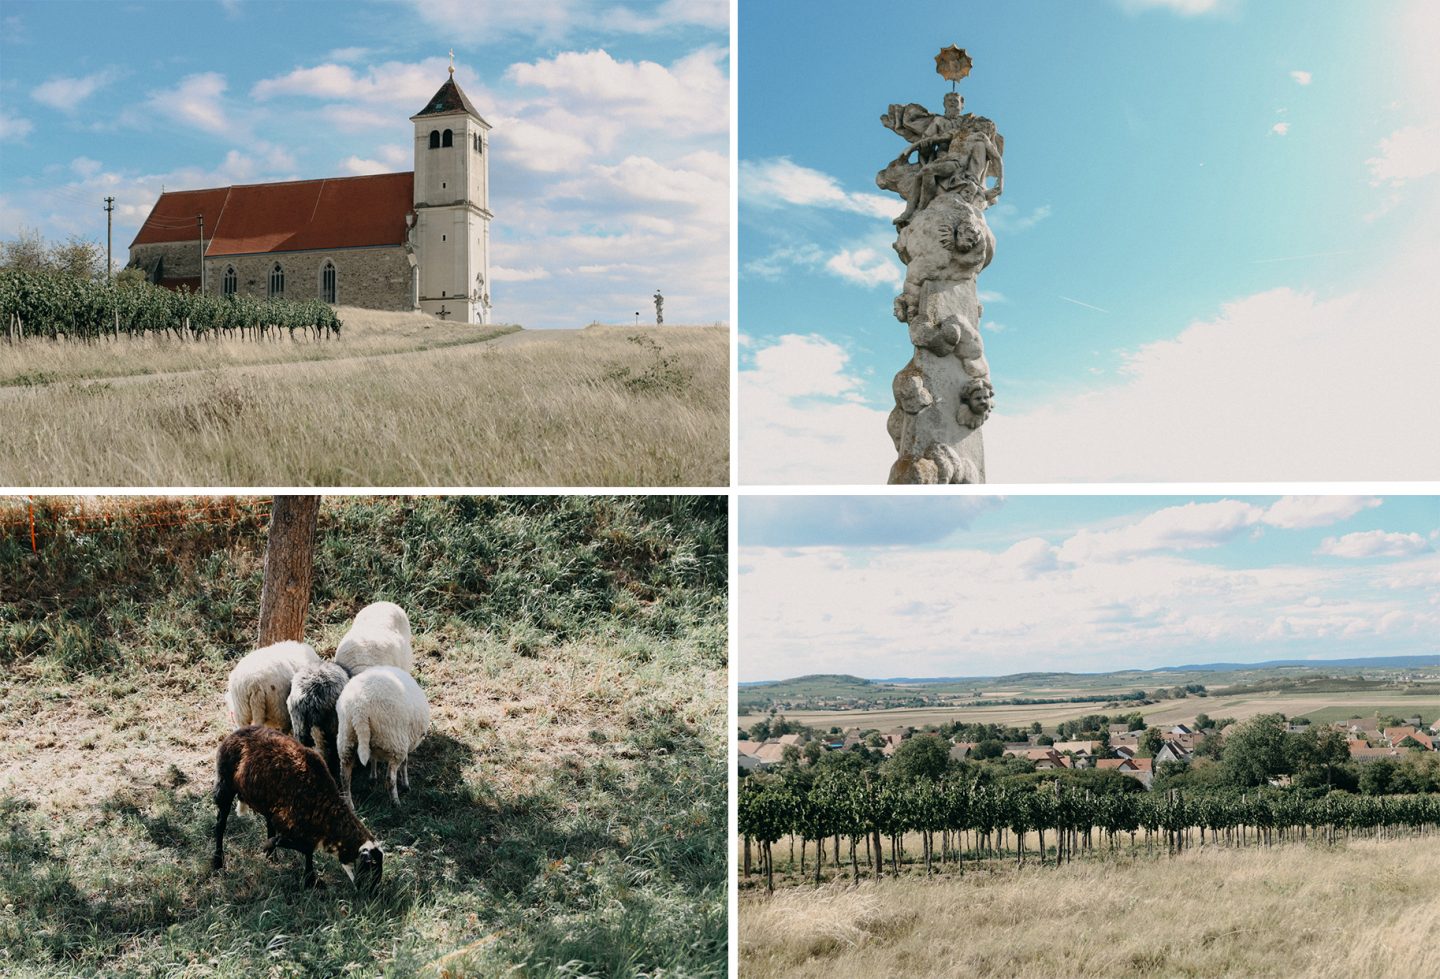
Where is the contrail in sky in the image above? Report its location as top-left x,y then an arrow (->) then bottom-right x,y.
1059,296 -> 1110,314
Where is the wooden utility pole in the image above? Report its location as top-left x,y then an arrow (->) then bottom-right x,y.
196,214 -> 205,294
104,196 -> 115,285
257,495 -> 320,647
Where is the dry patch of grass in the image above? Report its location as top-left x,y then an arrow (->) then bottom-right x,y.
0,306 -> 516,387
0,326 -> 728,486
740,842 -> 1440,978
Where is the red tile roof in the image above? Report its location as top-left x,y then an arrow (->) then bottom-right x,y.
131,172 -> 414,257
130,187 -> 230,246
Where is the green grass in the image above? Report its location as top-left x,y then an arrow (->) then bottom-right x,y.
0,496 -> 727,977
1295,705 -> 1425,725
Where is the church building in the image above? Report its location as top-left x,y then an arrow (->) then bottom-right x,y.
128,66 -> 492,323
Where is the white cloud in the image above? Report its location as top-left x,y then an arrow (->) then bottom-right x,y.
1117,0 -> 1223,14
1270,122 -> 1290,136
1290,70 -> 1313,86
741,157 -> 897,220
505,46 -> 727,139
740,534 -> 1437,679
31,69 -> 120,111
491,265 -> 551,282
744,243 -> 823,280
146,72 -> 230,136
1367,123 -> 1440,184
252,58 -> 451,107
339,155 -> 388,176
1262,497 -> 1381,529
986,202 -> 1051,233
0,110 -> 33,141
325,47 -> 372,63
1058,500 -> 1264,563
825,247 -> 902,288
986,255 -> 1440,480
404,0 -> 726,42
1319,531 -> 1432,559
740,334 -> 892,484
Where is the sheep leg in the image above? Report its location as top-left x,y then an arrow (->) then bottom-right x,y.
398,758 -> 410,794
340,750 -> 355,808
388,760 -> 400,804
321,731 -> 343,785
303,850 -> 320,889
211,784 -> 235,871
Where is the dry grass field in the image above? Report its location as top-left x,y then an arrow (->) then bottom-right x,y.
0,312 -> 728,486
740,840 -> 1440,978
739,689 -> 1430,733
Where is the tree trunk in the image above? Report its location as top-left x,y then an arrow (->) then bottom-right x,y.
257,496 -> 320,646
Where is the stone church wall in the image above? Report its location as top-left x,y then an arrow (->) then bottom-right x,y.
202,246 -> 414,311
130,241 -> 202,278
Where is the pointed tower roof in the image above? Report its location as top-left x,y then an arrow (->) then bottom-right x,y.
411,74 -> 488,126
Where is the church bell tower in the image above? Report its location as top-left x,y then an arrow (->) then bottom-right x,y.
411,56 -> 492,323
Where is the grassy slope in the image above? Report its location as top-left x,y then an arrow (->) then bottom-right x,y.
0,496 -> 727,978
740,840 -> 1440,979
0,325 -> 728,487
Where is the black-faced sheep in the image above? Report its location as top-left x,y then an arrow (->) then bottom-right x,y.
286,662 -> 351,781
336,665 -> 431,805
334,601 -> 414,676
225,640 -> 321,732
212,725 -> 382,890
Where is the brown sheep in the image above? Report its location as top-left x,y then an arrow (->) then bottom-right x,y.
211,725 -> 382,890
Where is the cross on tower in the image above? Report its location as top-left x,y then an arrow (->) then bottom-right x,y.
436,305 -> 451,320
448,49 -> 455,76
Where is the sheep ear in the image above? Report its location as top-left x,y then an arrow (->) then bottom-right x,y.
341,863 -> 355,883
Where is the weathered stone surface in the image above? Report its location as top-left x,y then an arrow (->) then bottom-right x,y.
878,47 -> 1003,484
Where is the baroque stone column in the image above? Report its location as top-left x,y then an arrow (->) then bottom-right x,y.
879,46 -> 1002,484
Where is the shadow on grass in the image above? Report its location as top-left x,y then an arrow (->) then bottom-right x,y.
2,724 -> 727,977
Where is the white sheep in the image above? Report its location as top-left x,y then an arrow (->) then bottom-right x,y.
336,665 -> 430,804
225,640 -> 321,732
334,601 -> 414,676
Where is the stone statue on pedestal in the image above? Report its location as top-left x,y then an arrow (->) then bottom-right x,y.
878,45 -> 1002,484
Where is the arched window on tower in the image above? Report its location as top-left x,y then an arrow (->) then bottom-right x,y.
269,263 -> 284,298
442,129 -> 453,147
428,130 -> 440,149
223,266 -> 237,296
321,260 -> 337,304
472,133 -> 479,152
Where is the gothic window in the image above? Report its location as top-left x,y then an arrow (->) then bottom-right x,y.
269,263 -> 284,297
428,130 -> 440,149
321,260 -> 337,303
473,133 -> 480,152
442,129 -> 453,147
223,266 -> 237,296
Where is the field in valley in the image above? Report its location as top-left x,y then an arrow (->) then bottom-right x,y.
739,689 -> 1432,733
0,496 -> 728,978
740,839 -> 1440,978
0,311 -> 728,486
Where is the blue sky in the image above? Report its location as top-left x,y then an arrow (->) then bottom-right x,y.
738,0 -> 1440,482
0,0 -> 728,328
739,495 -> 1440,680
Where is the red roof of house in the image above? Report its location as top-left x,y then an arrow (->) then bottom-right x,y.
131,172 -> 414,257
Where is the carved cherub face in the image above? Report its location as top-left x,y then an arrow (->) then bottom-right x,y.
966,386 -> 993,415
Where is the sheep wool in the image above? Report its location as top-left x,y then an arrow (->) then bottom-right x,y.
336,665 -> 431,804
334,601 -> 414,676
212,725 -> 382,890
287,662 -> 351,781
225,640 -> 321,732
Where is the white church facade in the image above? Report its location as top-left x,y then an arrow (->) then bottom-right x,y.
128,68 -> 492,323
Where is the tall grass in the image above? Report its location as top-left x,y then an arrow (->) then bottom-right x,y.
0,326 -> 728,486
741,840 -> 1440,978
0,495 -> 727,977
